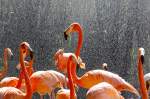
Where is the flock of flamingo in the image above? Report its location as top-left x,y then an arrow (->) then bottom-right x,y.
0,22 -> 149,99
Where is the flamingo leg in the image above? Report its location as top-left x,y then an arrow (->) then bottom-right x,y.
40,95 -> 43,99
52,90 -> 55,99
65,73 -> 68,88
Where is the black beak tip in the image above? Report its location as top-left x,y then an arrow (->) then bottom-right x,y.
76,64 -> 80,73
30,51 -> 34,59
64,32 -> 68,40
141,55 -> 144,64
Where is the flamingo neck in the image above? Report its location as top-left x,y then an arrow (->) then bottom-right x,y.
16,55 -> 34,88
0,49 -> 8,79
138,55 -> 148,99
72,24 -> 83,83
67,56 -> 76,99
16,71 -> 23,88
74,24 -> 83,56
19,50 -> 32,98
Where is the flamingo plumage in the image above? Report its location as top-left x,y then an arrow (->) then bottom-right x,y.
63,22 -> 139,96
0,48 -> 13,80
86,82 -> 124,99
29,70 -> 63,98
137,48 -> 149,99
0,42 -> 33,99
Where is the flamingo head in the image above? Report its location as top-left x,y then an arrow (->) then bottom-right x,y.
64,22 -> 81,40
54,48 -> 64,66
102,63 -> 108,70
20,42 -> 33,59
54,49 -> 64,60
5,48 -> 13,57
139,48 -> 145,64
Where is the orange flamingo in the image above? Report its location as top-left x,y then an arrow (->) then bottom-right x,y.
29,70 -> 63,99
86,82 -> 124,99
56,54 -> 83,99
137,48 -> 149,99
0,48 -> 13,80
0,43 -> 34,88
63,22 -> 139,96
15,51 -> 34,89
0,42 -> 32,99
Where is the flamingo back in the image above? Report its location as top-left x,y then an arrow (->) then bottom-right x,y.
30,71 -> 61,95
86,82 -> 123,99
79,70 -> 139,96
0,87 -> 25,99
0,77 -> 19,87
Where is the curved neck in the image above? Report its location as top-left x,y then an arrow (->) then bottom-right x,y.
71,24 -> 83,83
74,24 -> 83,56
16,55 -> 34,88
138,54 -> 148,99
19,49 -> 32,98
67,56 -> 76,99
0,49 -> 8,79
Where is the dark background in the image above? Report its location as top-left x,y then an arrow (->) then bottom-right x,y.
0,0 -> 150,98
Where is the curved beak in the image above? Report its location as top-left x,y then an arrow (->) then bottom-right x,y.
141,55 -> 144,64
29,51 -> 34,60
64,31 -> 68,40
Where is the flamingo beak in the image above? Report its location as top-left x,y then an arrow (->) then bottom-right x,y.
29,51 -> 34,60
64,31 -> 68,40
141,55 -> 144,64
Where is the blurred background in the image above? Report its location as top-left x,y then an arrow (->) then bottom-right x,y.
0,0 -> 150,98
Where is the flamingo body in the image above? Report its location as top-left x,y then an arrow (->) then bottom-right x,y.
75,69 -> 139,96
86,82 -> 124,99
0,87 -> 26,99
55,51 -> 74,73
30,70 -> 62,95
0,77 -> 19,87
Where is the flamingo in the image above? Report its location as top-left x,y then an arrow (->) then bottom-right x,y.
0,42 -> 33,99
0,43 -> 34,88
63,22 -> 139,96
56,54 -> 83,99
137,48 -> 149,99
54,48 -> 85,74
29,70 -> 64,99
0,48 -> 13,80
86,82 -> 124,99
